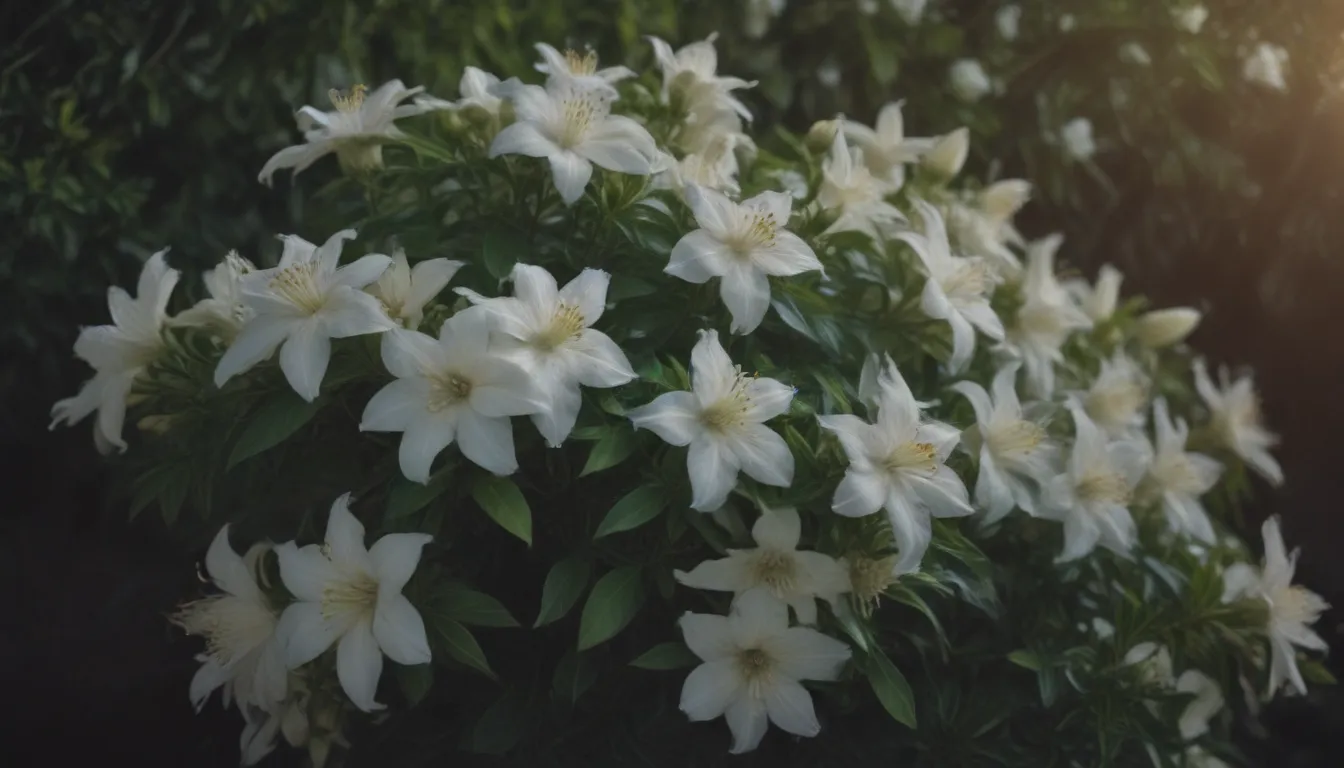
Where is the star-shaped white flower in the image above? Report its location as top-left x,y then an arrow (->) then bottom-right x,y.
1140,398 -> 1223,543
1040,406 -> 1148,562
275,494 -> 433,712
818,355 -> 972,575
1192,359 -> 1283,486
1072,351 -> 1148,438
533,43 -> 635,93
457,263 -> 635,447
173,525 -> 288,715
817,131 -> 907,239
841,101 -> 934,190
921,127 -> 969,180
1003,234 -> 1093,398
366,249 -> 463,330
679,589 -> 851,753
949,362 -> 1058,523
360,307 -> 544,482
675,507 -> 851,624
667,185 -> 822,334
173,250 -> 256,339
258,80 -> 446,184
1065,263 -> 1123,323
489,79 -> 657,205
50,250 -> 179,453
897,200 -> 1005,373
647,35 -> 754,122
1222,517 -> 1329,697
628,330 -> 795,511
214,230 -> 394,402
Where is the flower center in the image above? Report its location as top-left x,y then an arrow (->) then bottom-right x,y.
726,210 -> 779,255
941,261 -> 991,300
532,303 -> 586,352
985,419 -> 1045,458
329,84 -> 368,114
884,441 -> 938,476
1077,470 -> 1130,505
751,550 -> 798,596
735,647 -> 776,697
848,555 -> 899,617
1150,454 -> 1204,494
699,370 -> 755,432
269,262 -> 327,315
1017,305 -> 1065,337
427,372 -> 473,412
1085,381 -> 1146,430
564,49 -> 599,75
173,594 -> 276,665
1270,585 -> 1324,627
558,90 -> 606,149
320,572 -> 379,621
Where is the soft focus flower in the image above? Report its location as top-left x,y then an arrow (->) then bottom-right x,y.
648,35 -> 754,122
896,201 -> 1004,373
367,250 -> 463,330
1243,42 -> 1290,91
1136,307 -> 1201,348
1066,263 -> 1123,323
1060,117 -> 1096,161
533,43 -> 635,93
213,230 -> 394,402
1040,406 -> 1147,562
50,250 -> 179,453
259,81 -> 444,184
1120,42 -> 1152,66
1004,234 -> 1093,398
945,179 -> 1031,276
1174,4 -> 1209,34
743,0 -> 787,39
1140,398 -> 1223,543
949,362 -> 1058,523
628,330 -> 795,511
996,5 -> 1022,41
1222,517 -> 1329,697
949,59 -> 992,102
1058,14 -> 1076,31
489,79 -> 657,205
842,101 -> 934,190
457,264 -> 634,446
891,0 -> 929,26
818,355 -> 971,575
360,308 -> 544,481
1192,359 -> 1283,485
1177,669 -> 1225,740
679,589 -> 851,753
275,494 -> 433,712
173,250 -> 256,339
676,507 -> 850,624
440,66 -> 505,122
666,185 -> 822,334
818,131 -> 907,238
1074,351 -> 1148,438
653,132 -> 744,197
1124,642 -> 1175,688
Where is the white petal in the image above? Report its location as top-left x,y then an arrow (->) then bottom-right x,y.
910,465 -> 974,518
680,612 -> 735,661
975,454 -> 1017,523
189,658 -> 230,711
332,254 -> 393,290
398,415 -> 458,484
948,381 -> 993,425
324,494 -> 373,572
729,588 -> 791,645
686,184 -> 741,238
667,229 -> 731,284
568,330 -> 636,388
510,263 -> 561,315
818,414 -> 882,467
689,329 -> 736,402
720,262 -> 772,335
754,232 -> 822,277
689,437 -> 740,511
752,507 -> 801,551
205,525 -> 258,601
361,377 -> 432,432
455,410 -> 519,475
1221,563 -> 1259,602
488,121 -> 561,159
258,143 -> 333,185
93,371 -> 134,453
833,469 -> 886,518
764,678 -> 821,738
279,321 -> 331,402
336,621 -> 386,711
676,556 -> 752,593
214,316 -> 294,387
406,258 -> 465,314
725,695 -> 769,754
680,660 -> 744,721
886,490 -> 933,575
319,288 -> 395,338
470,361 -> 545,417
276,602 -> 345,668
728,424 -> 794,489
380,328 -> 442,379
549,151 -> 595,205
628,391 -> 701,446
1056,516 -> 1102,563
558,268 -> 611,323
768,627 -> 852,681
275,543 -> 338,602
373,593 -> 432,665
577,116 -> 656,174
369,532 -> 433,593
742,376 -> 795,421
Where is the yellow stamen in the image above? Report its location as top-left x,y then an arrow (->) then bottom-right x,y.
269,263 -> 325,314
736,647 -> 776,698
751,551 -> 798,596
848,555 -> 899,617
564,49 -> 600,76
885,441 -> 938,475
532,303 -> 586,351
986,420 -> 1045,458
699,370 -> 756,431
320,573 -> 379,621
1077,471 -> 1130,504
329,84 -> 368,113
941,261 -> 991,299
558,91 -> 604,148
427,373 -> 473,412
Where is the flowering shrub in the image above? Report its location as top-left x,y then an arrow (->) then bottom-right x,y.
52,31 -> 1330,768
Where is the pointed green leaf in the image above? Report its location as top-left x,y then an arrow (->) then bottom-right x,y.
385,468 -> 452,520
471,475 -> 531,546
482,231 -> 526,281
865,650 -> 916,728
430,615 -> 495,679
438,583 -> 519,628
534,556 -> 592,628
594,485 -> 665,538
470,691 -> 528,755
228,390 -> 321,469
551,649 -> 599,702
630,641 -> 699,670
579,425 -> 634,476
577,566 -> 644,650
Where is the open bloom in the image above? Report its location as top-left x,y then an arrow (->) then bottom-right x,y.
366,250 -> 463,330
1243,42 -> 1290,92
174,250 -> 256,339
458,264 -> 634,446
489,79 -> 657,205
949,59 -> 992,102
676,507 -> 850,624
841,101 -> 933,190
214,230 -> 394,402
259,80 -> 445,184
50,250 -> 179,453
1040,406 -> 1148,562
1004,234 -> 1093,398
1060,117 -> 1096,161
174,525 -> 287,715
819,355 -> 971,575
667,185 -> 822,334
679,589 -> 851,753
275,494 -> 433,712
648,35 -> 754,122
896,200 -> 1004,373
945,179 -> 1031,275
818,131 -> 906,239
1222,517 -> 1329,697
1074,351 -> 1148,438
653,132 -> 744,197
1192,359 -> 1283,485
1177,669 -> 1225,740
533,43 -> 634,93
1140,398 -> 1222,543
1066,263 -> 1123,323
628,330 -> 795,511
949,363 -> 1058,523
449,66 -> 504,119
360,308 -> 543,481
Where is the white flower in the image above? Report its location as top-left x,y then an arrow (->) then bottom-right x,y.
1004,234 -> 1093,398
891,0 -> 929,25
533,43 -> 635,93
259,80 -> 444,184
667,185 -> 822,334
457,264 -> 634,446
1074,351 -> 1148,438
275,494 -> 432,712
743,0 -> 788,39
1136,307 -> 1201,348
896,201 -> 1005,373
653,132 -> 744,197
996,5 -> 1022,41
1222,517 -> 1329,697
489,79 -> 657,205
1060,117 -> 1096,161
648,35 -> 754,122
1040,406 -> 1147,562
1066,263 -> 1123,323
360,308 -> 544,481
676,507 -> 851,624
628,330 -> 795,511
922,128 -> 969,178
173,250 -> 256,339
1120,42 -> 1153,66
438,66 -> 505,121
50,250 -> 179,453
949,362 -> 1058,523
1177,669 -> 1224,740
1192,359 -> 1283,485
945,179 -> 1031,276
679,588 -> 851,753
173,525 -> 288,715
1243,42 -> 1289,92
1125,642 -> 1175,687
1140,398 -> 1223,544
949,59 -> 992,102
213,230 -> 394,402
1058,13 -> 1076,31
1174,5 -> 1209,34
818,131 -> 907,239
1092,617 -> 1116,639
841,101 -> 934,190
366,250 -> 463,330
818,355 -> 972,575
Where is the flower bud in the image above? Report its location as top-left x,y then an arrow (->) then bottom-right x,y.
806,118 -> 841,152
949,59 -> 992,102
1136,307 -> 1201,348
922,127 -> 970,179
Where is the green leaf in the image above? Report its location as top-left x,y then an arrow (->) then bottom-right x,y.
1301,658 -> 1337,685
865,650 -> 917,729
482,231 -> 526,281
228,390 -> 320,469
607,274 -> 658,302
534,556 -> 592,627
438,583 -> 520,628
630,641 -> 699,670
577,566 -> 644,650
579,425 -> 634,477
471,475 -> 531,546
1007,649 -> 1045,672
393,663 -> 433,706
551,649 -> 599,702
594,485 -> 665,538
470,691 -> 528,755
431,615 -> 495,679
385,469 -> 452,520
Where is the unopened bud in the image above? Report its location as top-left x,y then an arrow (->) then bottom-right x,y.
1135,307 -> 1201,348
806,118 -> 841,152
922,127 -> 970,179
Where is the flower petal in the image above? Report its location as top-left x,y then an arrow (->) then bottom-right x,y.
680,612 -> 735,661
189,658 -> 230,712
577,116 -> 655,174
742,376 -> 794,421
667,229 -> 731,284
720,261 -> 771,335
373,593 -> 432,666
274,542 -> 338,602
336,620 -> 386,711
369,532 -> 433,594
530,379 -> 582,447
214,315 -> 294,387
406,258 -> 465,314
725,695 -> 769,754
885,489 -> 933,575
832,468 -> 886,518
549,151 -> 594,205
558,268 -> 611,324
276,601 -> 345,668
568,330 -> 636,388
398,415 -> 458,484
689,437 -> 740,511
728,423 -> 794,489
361,377 -> 432,433
949,380 -> 993,425
320,288 -> 396,338
489,121 -> 560,159
331,254 -> 392,290
752,507 -> 801,551
764,678 -> 820,738
380,328 -> 442,379
279,321 -> 331,402
628,391 -> 701,446
676,555 -> 751,594
754,232 -> 822,277
456,410 -> 519,475
324,494 -> 373,571
680,660 -> 743,721
205,525 -> 258,601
